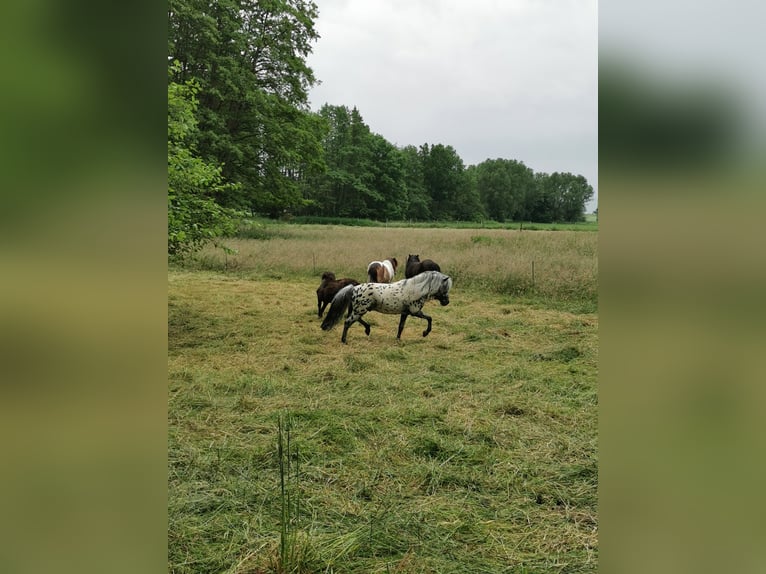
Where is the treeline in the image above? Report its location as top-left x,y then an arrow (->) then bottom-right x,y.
168,0 -> 592,255
301,104 -> 593,223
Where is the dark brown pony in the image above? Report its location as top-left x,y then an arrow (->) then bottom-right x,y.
405,254 -> 441,278
366,257 -> 398,283
316,272 -> 359,318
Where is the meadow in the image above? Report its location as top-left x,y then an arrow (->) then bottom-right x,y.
168,224 -> 598,573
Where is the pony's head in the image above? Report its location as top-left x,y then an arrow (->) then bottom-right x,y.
426,271 -> 452,306
389,257 -> 398,271
407,254 -> 419,264
321,271 -> 336,281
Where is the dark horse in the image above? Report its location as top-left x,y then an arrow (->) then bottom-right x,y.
321,271 -> 452,343
316,272 -> 359,318
405,254 -> 441,278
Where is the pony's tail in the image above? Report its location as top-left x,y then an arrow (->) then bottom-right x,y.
321,285 -> 354,331
367,263 -> 379,283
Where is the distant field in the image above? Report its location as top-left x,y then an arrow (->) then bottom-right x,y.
169,226 -> 598,572
284,216 -> 598,232
199,225 -> 598,312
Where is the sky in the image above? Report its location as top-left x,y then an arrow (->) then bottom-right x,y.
305,0 -> 599,212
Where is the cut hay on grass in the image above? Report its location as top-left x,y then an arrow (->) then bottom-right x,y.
169,226 -> 597,573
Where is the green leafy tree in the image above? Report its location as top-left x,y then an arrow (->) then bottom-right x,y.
421,144 -> 481,220
558,173 -> 593,221
168,73 -> 237,257
528,172 -> 592,222
473,158 -> 536,221
399,145 -> 430,220
168,0 -> 323,215
307,104 -> 411,219
368,133 -> 408,220
308,104 -> 373,217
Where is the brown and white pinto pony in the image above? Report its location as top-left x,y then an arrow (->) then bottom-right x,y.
366,257 -> 398,283
316,271 -> 359,318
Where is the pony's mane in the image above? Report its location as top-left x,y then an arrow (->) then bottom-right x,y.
406,270 -> 450,295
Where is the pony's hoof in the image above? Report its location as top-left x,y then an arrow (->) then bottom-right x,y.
422,330 -> 430,337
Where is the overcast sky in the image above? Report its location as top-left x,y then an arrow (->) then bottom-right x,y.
306,0 -> 598,212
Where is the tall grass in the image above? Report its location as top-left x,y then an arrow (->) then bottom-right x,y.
193,225 -> 597,310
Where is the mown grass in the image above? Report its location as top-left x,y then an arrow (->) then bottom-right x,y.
169,226 -> 597,572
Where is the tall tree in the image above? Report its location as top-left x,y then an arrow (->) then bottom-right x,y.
367,134 -> 407,220
305,104 -> 415,219
168,72 -> 236,257
527,172 -> 592,222
474,158 -> 535,221
168,0 -> 323,215
306,104 -> 376,217
555,172 -> 594,222
417,144 -> 482,220
399,145 -> 430,220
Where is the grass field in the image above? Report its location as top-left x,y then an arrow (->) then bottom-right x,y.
169,225 -> 598,573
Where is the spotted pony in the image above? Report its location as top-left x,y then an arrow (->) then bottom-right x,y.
320,270 -> 453,344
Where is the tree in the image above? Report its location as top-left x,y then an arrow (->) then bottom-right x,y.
304,105 -> 414,219
399,145 -> 430,220
168,72 -> 236,257
305,104 -> 376,217
558,173 -> 593,222
421,144 -> 466,220
528,172 -> 593,222
168,0 -> 323,215
367,134 -> 407,220
473,159 -> 537,221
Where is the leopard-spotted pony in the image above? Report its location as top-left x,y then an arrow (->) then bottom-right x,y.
320,271 -> 452,344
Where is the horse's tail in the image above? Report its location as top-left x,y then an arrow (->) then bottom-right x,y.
321,284 -> 354,331
367,263 -> 380,283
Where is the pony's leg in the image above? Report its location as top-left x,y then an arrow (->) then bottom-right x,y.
410,311 -> 433,337
358,317 -> 371,336
397,313 -> 409,339
340,314 -> 365,343
341,313 -> 370,343
318,300 -> 325,318
341,317 -> 354,343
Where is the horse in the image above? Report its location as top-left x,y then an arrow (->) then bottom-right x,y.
404,254 -> 441,278
321,271 -> 453,344
316,272 -> 359,318
366,257 -> 397,283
